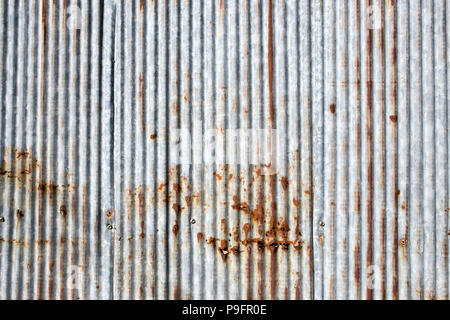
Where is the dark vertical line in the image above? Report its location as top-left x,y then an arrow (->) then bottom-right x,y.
188,0 -> 194,300
332,0 -> 337,300
406,0 -> 412,300
199,0 -> 205,300
321,0 -> 325,299
345,0 -> 350,300
431,0 -> 437,298
163,0 -> 169,300
392,0 -> 399,300
357,0 -> 362,300
308,0 -> 315,300
381,0 -> 386,300
445,0 -> 449,300
366,0 -> 374,301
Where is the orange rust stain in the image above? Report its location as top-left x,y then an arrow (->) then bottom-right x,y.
219,0 -> 224,23
150,134 -> 157,140
173,183 -> 182,193
319,234 -> 325,248
293,198 -> 299,207
0,147 -> 76,205
172,203 -> 182,214
172,102 -> 179,114
389,115 -> 398,123
355,191 -> 361,213
220,218 -> 227,232
231,196 -> 250,213
184,195 -> 191,207
197,232 -> 203,243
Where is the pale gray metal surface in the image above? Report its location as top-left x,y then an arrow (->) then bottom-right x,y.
0,0 -> 448,300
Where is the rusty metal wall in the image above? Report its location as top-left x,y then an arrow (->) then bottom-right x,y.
0,0 -> 448,300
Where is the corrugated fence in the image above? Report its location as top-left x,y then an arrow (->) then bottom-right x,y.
0,0 -> 448,300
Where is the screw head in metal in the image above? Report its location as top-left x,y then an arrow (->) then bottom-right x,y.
0,217 -> 5,223
191,219 -> 196,225
319,221 -> 325,227
107,224 -> 113,230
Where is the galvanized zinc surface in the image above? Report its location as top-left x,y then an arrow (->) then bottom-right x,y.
0,0 -> 448,300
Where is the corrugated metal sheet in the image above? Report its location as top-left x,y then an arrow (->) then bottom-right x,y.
0,0 -> 448,300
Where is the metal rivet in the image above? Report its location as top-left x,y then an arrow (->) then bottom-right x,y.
107,224 -> 113,230
191,219 -> 196,225
319,221 -> 325,227
0,217 -> 5,223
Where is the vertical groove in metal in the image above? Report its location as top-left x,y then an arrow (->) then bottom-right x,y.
0,0 -> 448,300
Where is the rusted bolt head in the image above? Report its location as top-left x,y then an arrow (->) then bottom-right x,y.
320,221 -> 325,227
399,238 -> 408,247
190,218 -> 196,225
0,217 -> 5,223
106,224 -> 113,230
106,210 -> 113,219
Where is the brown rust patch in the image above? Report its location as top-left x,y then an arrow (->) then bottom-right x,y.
0,147 -> 76,207
172,224 -> 179,236
16,151 -> 29,159
16,208 -> 24,220
173,183 -> 182,193
330,103 -> 336,114
150,134 -> 157,140
184,195 -> 191,207
218,240 -> 229,262
389,115 -> 397,123
280,176 -> 289,191
197,232 -> 203,243
354,242 -> 361,293
58,205 -> 68,219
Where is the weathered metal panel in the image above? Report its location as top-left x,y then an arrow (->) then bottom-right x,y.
0,0 -> 448,300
